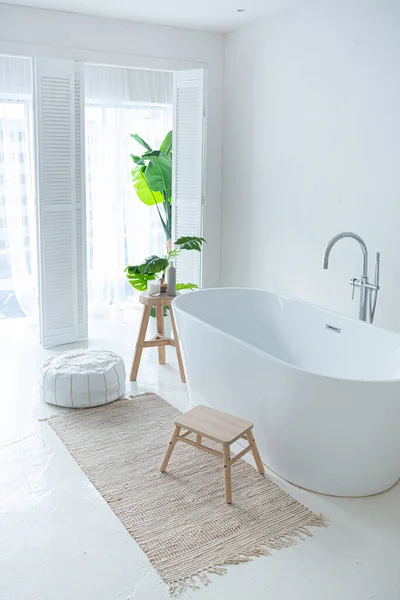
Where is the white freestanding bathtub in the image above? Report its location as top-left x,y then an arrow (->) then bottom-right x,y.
173,288 -> 400,497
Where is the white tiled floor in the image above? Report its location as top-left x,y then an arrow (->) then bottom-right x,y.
0,310 -> 399,600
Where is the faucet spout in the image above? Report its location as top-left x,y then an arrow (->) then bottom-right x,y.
323,231 -> 368,278
322,231 -> 380,323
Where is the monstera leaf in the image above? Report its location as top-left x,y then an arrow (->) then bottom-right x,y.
125,255 -> 169,292
174,236 -> 206,252
124,266 -> 156,292
176,283 -> 198,291
141,255 -> 169,275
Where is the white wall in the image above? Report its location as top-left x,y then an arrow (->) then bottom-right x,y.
222,0 -> 400,332
0,4 -> 224,288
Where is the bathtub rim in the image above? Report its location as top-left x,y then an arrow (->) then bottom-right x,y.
173,287 -> 400,385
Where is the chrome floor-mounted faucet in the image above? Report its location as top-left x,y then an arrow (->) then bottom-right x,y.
323,232 -> 380,323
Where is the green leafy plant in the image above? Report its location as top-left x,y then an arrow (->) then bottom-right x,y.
128,131 -> 205,308
130,130 -> 172,251
125,236 -> 205,293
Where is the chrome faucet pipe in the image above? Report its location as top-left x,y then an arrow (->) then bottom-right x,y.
323,232 -> 368,278
369,252 -> 380,324
323,232 -> 380,323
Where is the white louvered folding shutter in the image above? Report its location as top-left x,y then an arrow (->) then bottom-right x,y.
34,58 -> 87,347
74,64 -> 88,339
172,69 -> 205,288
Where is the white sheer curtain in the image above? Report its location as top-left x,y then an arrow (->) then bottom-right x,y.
0,56 -> 37,320
85,65 -> 173,314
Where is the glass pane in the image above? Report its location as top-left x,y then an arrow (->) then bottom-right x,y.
85,103 -> 172,313
0,101 -> 37,320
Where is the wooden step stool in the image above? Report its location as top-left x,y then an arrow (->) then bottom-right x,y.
130,292 -> 186,383
160,405 -> 264,504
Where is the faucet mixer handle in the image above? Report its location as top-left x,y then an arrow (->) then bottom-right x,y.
350,278 -> 357,300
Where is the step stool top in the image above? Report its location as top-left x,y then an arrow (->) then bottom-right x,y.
175,405 -> 253,444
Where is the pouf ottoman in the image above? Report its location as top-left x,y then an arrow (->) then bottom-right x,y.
40,349 -> 126,408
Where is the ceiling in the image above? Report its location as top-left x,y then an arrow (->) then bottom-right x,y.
2,0 -> 299,32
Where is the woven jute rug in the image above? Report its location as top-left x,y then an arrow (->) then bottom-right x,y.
46,393 -> 326,595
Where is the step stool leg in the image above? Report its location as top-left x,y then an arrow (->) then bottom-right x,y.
130,305 -> 152,381
196,433 -> 202,444
246,431 -> 264,474
160,425 -> 181,472
223,444 -> 232,504
156,305 -> 166,365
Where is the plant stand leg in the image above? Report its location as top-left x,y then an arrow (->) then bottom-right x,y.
169,305 -> 186,383
156,305 -> 166,365
130,305 -> 151,381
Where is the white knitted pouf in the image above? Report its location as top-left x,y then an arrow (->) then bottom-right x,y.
40,349 -> 126,408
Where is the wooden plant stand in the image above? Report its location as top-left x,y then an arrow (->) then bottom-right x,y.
160,405 -> 264,504
130,292 -> 186,383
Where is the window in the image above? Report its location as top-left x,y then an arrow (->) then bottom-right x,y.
84,65 -> 173,314
21,59 -> 203,346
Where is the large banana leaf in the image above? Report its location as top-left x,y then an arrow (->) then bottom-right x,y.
142,151 -> 172,199
159,130 -> 172,157
131,167 -> 164,206
130,133 -> 152,151
130,154 -> 145,166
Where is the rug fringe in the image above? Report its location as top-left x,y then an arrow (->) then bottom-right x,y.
168,513 -> 328,596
